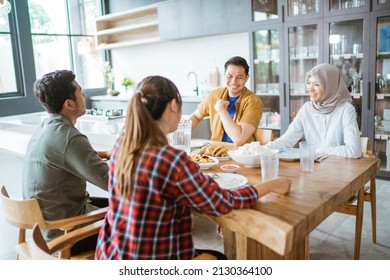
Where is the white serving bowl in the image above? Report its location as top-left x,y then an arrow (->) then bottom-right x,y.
227,149 -> 278,168
227,151 -> 261,167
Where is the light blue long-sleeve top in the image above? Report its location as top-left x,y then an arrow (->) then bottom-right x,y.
266,101 -> 361,158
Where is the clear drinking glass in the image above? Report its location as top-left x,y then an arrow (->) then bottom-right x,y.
167,119 -> 192,154
260,153 -> 279,182
299,141 -> 315,173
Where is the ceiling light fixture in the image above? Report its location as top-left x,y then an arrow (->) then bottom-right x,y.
0,0 -> 11,16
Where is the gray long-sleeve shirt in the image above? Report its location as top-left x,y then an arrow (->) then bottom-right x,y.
22,114 -> 109,240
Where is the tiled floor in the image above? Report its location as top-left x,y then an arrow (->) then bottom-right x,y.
1,179 -> 389,260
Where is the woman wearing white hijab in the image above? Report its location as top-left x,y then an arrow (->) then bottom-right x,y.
267,63 -> 361,158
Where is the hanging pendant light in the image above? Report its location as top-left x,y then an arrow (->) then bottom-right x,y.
0,0 -> 11,16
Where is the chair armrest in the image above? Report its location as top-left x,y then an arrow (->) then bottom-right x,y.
47,220 -> 104,254
44,207 -> 108,232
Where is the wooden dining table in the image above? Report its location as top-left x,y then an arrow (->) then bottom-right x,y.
193,141 -> 380,260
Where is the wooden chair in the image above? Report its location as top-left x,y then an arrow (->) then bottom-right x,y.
15,221 -> 104,260
18,222 -> 217,260
336,137 -> 378,259
0,185 -> 107,259
255,128 -> 274,145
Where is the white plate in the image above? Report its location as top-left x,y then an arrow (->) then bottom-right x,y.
192,148 -> 230,161
206,173 -> 248,189
191,140 -> 210,148
278,148 -> 300,161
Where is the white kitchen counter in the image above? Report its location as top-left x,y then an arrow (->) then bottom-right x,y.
0,111 -> 121,153
90,95 -> 131,102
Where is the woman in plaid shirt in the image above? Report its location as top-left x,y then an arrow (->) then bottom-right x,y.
95,76 -> 291,260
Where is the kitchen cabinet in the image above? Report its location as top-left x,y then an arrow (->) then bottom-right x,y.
96,0 -> 252,47
159,0 -> 251,41
179,0 -> 202,38
202,0 -> 228,36
369,8 -> 390,177
250,0 -> 322,138
157,0 -> 180,40
250,0 -> 390,177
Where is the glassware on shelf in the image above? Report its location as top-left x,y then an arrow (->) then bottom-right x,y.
330,0 -> 365,10
289,0 -> 319,16
252,0 -> 278,21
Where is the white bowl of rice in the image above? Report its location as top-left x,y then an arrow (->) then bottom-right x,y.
228,142 -> 278,168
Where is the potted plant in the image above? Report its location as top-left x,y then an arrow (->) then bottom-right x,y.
121,77 -> 134,94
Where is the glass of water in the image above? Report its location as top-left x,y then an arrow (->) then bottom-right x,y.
167,119 -> 192,154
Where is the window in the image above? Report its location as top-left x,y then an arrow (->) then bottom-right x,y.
28,0 -> 105,89
0,1 -> 17,95
0,0 -> 105,99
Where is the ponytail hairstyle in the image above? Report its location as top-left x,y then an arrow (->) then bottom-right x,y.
116,76 -> 182,198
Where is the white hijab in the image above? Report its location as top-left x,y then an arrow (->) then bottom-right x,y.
306,63 -> 352,114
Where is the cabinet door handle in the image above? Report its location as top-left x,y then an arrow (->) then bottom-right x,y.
368,81 -> 371,111
282,5 -> 285,23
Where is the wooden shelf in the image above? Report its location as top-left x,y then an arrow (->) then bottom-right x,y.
330,53 -> 363,59
290,56 -> 317,60
95,4 -> 160,49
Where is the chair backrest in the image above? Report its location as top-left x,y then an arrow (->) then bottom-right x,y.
360,137 -> 373,158
255,128 -> 274,145
1,185 -> 46,230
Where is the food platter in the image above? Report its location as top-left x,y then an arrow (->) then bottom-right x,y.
192,149 -> 230,161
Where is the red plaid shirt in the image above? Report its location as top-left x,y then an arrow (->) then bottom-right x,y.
96,144 -> 258,260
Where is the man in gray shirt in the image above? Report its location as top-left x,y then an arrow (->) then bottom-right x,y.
22,70 -> 109,253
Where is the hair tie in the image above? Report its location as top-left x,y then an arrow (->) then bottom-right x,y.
138,90 -> 144,97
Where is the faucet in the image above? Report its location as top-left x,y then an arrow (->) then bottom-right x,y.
187,71 -> 199,96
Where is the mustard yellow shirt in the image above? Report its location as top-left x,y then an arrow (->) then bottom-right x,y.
197,87 -> 263,143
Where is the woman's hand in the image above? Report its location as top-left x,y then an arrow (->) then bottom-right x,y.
267,177 -> 292,195
253,177 -> 292,198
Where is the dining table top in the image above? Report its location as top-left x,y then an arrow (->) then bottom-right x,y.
193,140 -> 380,256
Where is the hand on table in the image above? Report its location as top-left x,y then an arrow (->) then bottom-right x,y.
268,177 -> 292,195
254,177 -> 292,198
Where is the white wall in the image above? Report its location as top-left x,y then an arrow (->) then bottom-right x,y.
110,32 -> 250,97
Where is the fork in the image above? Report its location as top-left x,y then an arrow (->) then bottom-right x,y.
212,173 -> 221,179
315,155 -> 329,163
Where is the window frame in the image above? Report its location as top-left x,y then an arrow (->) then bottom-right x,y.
0,0 -> 107,117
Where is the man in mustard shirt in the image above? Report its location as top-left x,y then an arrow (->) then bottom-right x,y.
190,56 -> 263,146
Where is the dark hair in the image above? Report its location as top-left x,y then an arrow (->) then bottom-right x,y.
224,56 -> 250,75
136,76 -> 182,121
33,70 -> 76,113
117,76 -> 182,198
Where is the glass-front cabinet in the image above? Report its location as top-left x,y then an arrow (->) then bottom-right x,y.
250,0 -> 390,177
287,23 -> 319,124
287,0 -> 320,18
372,0 -> 390,10
253,28 -> 282,137
325,15 -> 369,134
370,11 -> 390,175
